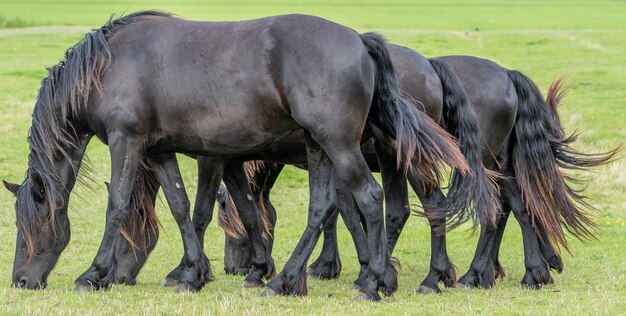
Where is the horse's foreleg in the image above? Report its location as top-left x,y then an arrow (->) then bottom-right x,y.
223,163 -> 284,276
222,161 -> 274,288
75,136 -> 142,291
262,135 -> 337,297
149,153 -> 212,292
113,161 -> 161,285
162,156 -> 225,287
255,163 -> 284,255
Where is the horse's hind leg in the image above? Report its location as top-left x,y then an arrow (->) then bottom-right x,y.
222,161 -> 274,288
307,209 -> 342,279
457,223 -> 499,288
149,154 -> 212,292
501,177 -> 553,288
375,141 -> 411,255
262,135 -> 338,297
536,220 -> 564,274
412,182 -> 457,294
335,180 -> 370,289
490,208 -> 511,280
162,157 -> 225,287
316,137 -> 393,300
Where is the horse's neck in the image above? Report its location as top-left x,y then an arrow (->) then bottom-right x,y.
36,131 -> 93,195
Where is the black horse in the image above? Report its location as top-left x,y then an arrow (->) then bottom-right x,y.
3,12 -> 470,301
214,54 -> 617,291
98,45 -> 616,295
100,44 -> 501,293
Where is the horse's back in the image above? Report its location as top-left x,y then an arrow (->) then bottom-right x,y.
89,14 -> 375,155
387,44 -> 443,123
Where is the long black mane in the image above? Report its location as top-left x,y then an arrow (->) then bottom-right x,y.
16,11 -> 173,256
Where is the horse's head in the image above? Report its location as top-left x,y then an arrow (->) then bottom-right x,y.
4,170 -> 71,290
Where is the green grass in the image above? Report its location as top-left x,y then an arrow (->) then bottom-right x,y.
1,0 -> 625,314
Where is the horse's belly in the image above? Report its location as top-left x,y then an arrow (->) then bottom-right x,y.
149,109 -> 299,157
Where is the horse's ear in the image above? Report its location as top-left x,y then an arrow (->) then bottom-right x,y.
30,171 -> 45,199
3,180 -> 20,195
104,182 -> 110,192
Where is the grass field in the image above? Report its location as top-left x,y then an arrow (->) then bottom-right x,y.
1,1 -> 625,314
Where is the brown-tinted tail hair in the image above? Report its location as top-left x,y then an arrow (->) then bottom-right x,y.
507,72 -> 619,254
359,33 -> 473,222
430,58 -> 501,229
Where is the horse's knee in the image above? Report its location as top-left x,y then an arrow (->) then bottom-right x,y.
170,197 -> 191,222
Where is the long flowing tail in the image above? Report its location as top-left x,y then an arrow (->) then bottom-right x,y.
359,33 -> 475,222
429,58 -> 500,228
507,71 -> 619,253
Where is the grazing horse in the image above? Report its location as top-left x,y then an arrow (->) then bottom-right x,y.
2,11 -> 470,301
214,54 -> 617,291
101,44 -> 502,293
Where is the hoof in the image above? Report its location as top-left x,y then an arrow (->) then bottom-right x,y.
520,264 -> 552,288
74,282 -> 97,292
242,280 -> 264,288
417,285 -> 440,294
457,268 -> 495,289
161,277 -> 178,288
225,267 -> 250,276
307,258 -> 341,280
260,287 -> 279,297
519,282 -> 542,290
118,278 -> 137,286
353,290 -> 381,302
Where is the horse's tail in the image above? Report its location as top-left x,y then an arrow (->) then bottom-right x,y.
116,159 -> 161,255
429,58 -> 500,228
359,33 -> 470,210
507,71 -> 619,253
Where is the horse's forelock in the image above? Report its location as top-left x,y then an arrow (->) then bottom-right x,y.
14,182 -> 46,261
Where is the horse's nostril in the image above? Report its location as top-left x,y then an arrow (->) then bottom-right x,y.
14,277 -> 28,288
